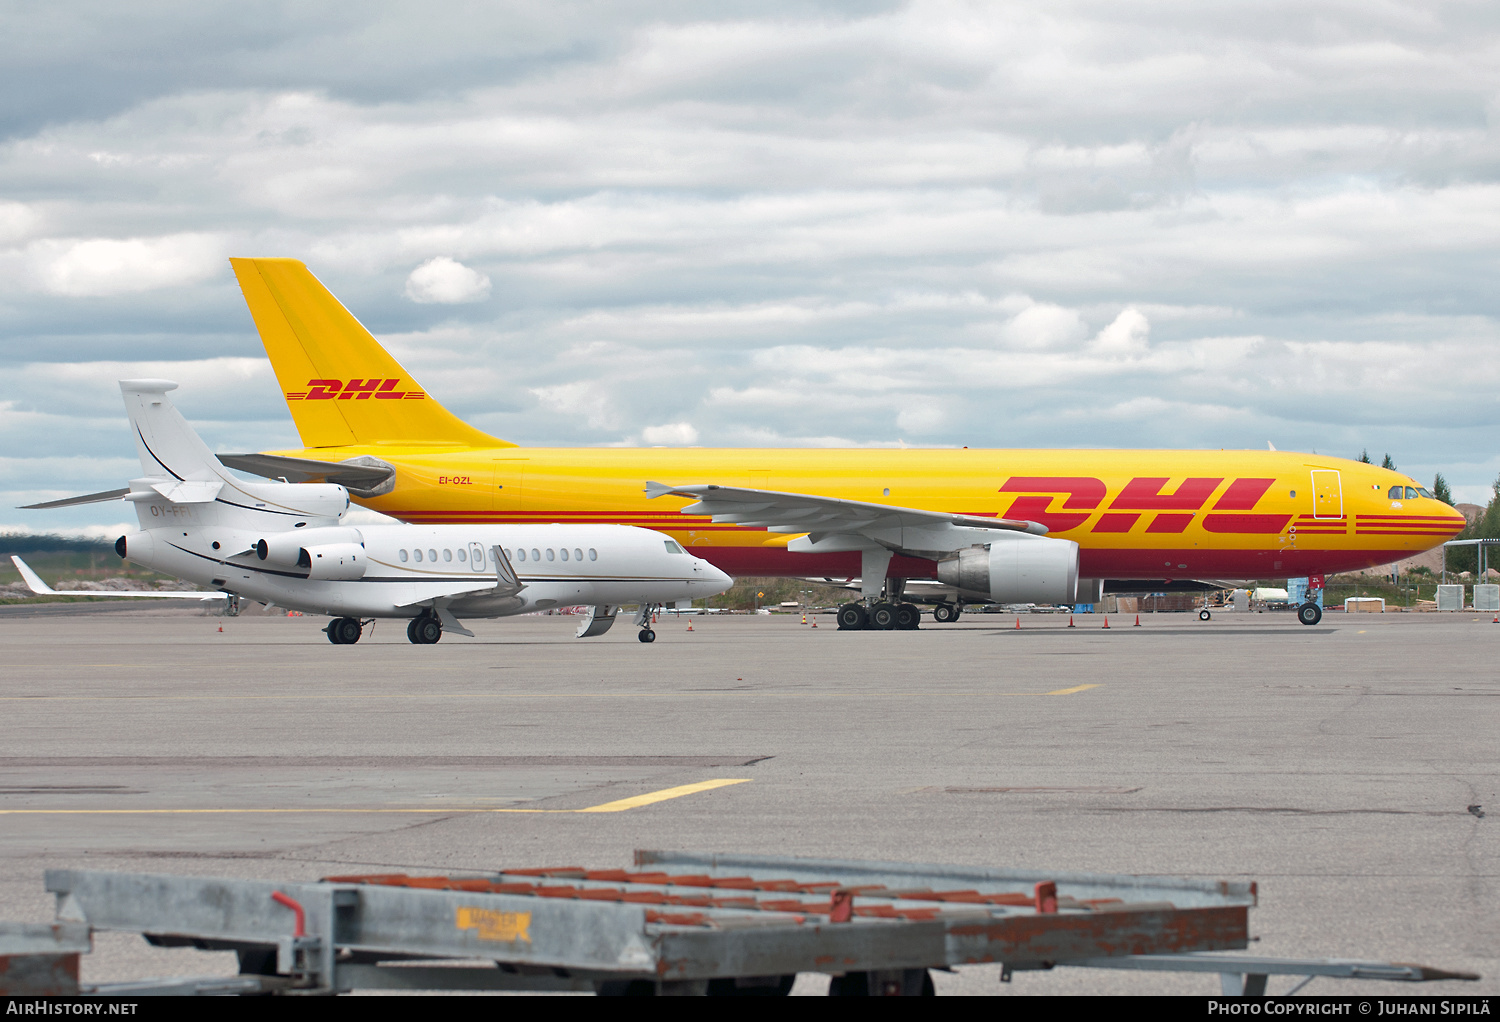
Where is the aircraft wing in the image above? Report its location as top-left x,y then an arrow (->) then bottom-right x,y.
391,545 -> 525,608
644,482 -> 1048,538
10,556 -> 225,600
219,453 -> 395,493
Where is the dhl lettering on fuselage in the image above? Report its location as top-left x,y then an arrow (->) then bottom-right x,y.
285,378 -> 427,402
997,476 -> 1290,535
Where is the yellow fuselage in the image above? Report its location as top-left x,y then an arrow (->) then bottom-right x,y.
271,443 -> 1463,580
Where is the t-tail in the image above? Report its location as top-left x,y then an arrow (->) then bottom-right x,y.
229,257 -> 512,450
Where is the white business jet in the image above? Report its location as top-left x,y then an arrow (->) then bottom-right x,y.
13,380 -> 732,644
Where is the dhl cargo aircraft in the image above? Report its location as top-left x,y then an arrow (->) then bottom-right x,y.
221,258 -> 1466,630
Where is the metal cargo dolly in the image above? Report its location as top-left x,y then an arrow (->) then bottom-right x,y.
1,850 -> 1478,996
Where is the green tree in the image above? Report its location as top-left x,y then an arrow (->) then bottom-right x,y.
1358,450 -> 1371,464
1433,473 -> 1454,506
1381,454 -> 1396,470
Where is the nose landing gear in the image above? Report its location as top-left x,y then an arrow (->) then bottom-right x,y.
1297,602 -> 1323,626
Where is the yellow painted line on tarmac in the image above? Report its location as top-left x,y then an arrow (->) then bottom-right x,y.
1045,684 -> 1101,696
574,778 -> 750,813
0,779 -> 752,816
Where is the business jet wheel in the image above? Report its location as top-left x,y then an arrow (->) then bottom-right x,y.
409,615 -> 443,644
836,604 -> 868,630
1297,602 -> 1322,626
870,602 -> 897,630
328,617 -> 362,644
638,628 -> 656,643
895,604 -> 921,630
1198,609 -> 1212,621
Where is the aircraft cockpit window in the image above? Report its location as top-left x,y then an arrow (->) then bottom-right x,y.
399,549 -> 408,562
546,548 -> 555,561
664,540 -> 685,554
1404,487 -> 1419,499
515,548 -> 525,561
589,548 -> 598,561
1388,486 -> 1405,499
413,549 -> 422,562
1416,487 -> 1435,499
559,548 -> 569,561
443,549 -> 452,562
457,549 -> 466,562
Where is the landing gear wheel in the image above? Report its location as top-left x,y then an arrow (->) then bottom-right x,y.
836,604 -> 868,630
933,603 -> 958,623
408,614 -> 443,644
1297,602 -> 1322,626
1198,609 -> 1212,621
870,602 -> 897,630
638,628 -> 656,643
895,603 -> 921,630
327,616 -> 362,644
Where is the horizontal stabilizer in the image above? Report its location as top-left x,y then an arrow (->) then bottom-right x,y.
219,453 -> 395,493
10,556 -> 224,601
19,487 -> 129,510
150,479 -> 224,503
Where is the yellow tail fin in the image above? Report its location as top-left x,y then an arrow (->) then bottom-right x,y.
230,257 -> 512,449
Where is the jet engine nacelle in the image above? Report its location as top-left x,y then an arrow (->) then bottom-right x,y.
936,537 -> 1080,604
256,526 -> 364,566
301,542 -> 366,581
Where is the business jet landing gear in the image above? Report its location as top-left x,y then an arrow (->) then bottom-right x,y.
634,604 -> 659,643
932,602 -> 961,624
407,612 -> 443,644
1297,602 -> 1323,626
325,616 -> 362,645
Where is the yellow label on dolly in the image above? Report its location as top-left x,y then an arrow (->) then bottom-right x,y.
456,906 -> 532,943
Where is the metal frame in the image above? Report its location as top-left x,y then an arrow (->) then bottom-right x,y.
0,851 -> 1476,996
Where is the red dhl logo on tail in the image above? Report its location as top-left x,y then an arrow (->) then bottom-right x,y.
999,476 -> 1292,534
285,379 -> 426,401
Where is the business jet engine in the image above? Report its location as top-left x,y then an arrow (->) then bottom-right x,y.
936,536 -> 1079,604
256,526 -> 366,580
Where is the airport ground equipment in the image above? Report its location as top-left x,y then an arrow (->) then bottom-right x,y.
2,851 -> 1477,996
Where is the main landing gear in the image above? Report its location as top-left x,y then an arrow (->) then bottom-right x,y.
325,616 -> 365,644
836,601 -> 923,631
406,612 -> 443,644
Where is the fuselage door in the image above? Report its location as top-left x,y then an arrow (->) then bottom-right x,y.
469,542 -> 487,571
1311,470 -> 1342,520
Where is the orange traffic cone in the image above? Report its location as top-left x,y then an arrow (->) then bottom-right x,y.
811,618 -> 818,628
217,624 -> 223,633
1015,616 -> 1021,629
1067,615 -> 1075,628
1102,615 -> 1110,629
687,619 -> 694,632
801,613 -> 807,624
1134,614 -> 1141,627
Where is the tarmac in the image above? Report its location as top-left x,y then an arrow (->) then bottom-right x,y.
0,606 -> 1495,996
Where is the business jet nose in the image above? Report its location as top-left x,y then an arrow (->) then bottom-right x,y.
700,560 -> 733,591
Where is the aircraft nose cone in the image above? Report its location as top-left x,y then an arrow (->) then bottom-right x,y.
704,562 -> 733,590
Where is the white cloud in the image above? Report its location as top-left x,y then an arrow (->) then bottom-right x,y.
641,422 -> 698,445
23,233 -> 226,296
1089,308 -> 1151,357
402,256 -> 492,304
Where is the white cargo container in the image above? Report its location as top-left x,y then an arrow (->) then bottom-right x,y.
1436,585 -> 1464,611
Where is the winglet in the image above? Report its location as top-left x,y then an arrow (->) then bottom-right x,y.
11,556 -> 56,595
645,480 -> 683,499
490,545 -> 524,595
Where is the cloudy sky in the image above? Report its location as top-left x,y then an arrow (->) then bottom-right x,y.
4,0 -> 1500,535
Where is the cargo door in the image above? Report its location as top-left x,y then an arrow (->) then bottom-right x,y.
1311,470 -> 1342,520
